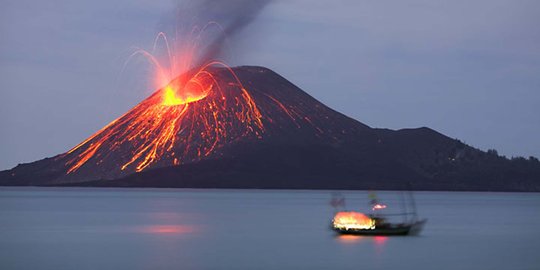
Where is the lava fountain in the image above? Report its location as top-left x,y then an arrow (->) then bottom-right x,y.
63,29 -> 264,176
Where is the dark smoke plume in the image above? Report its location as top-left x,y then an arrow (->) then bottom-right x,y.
160,0 -> 272,68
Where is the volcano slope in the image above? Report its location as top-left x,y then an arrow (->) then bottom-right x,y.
1,66 -> 539,191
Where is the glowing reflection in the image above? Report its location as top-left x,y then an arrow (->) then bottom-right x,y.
373,236 -> 388,246
373,235 -> 388,255
137,225 -> 195,234
336,234 -> 365,244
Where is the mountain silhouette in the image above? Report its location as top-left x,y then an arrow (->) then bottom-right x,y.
1,66 -> 539,191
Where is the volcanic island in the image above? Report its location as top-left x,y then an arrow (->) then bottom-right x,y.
1,66 -> 539,191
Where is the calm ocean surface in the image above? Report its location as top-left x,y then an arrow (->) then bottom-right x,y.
0,187 -> 539,270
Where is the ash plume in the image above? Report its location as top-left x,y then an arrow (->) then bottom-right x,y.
161,0 -> 272,68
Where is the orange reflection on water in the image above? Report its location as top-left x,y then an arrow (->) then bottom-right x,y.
373,236 -> 388,246
337,234 -> 365,243
373,236 -> 388,255
336,234 -> 389,250
138,225 -> 195,234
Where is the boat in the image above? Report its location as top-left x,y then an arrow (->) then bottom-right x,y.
330,191 -> 427,236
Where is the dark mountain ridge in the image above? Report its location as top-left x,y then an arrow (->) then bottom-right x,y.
1,66 -> 539,191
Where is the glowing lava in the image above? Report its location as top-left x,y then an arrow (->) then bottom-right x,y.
163,86 -> 202,106
162,74 -> 212,106
63,30 -> 264,176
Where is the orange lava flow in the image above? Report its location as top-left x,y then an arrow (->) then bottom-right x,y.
63,31 -> 264,175
65,63 -> 263,174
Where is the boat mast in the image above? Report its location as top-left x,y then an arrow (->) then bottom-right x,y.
330,192 -> 346,213
400,191 -> 408,224
407,191 -> 418,222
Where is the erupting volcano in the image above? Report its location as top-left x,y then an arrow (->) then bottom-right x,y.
1,37 -> 540,190
49,26 -> 276,182
64,62 -> 264,179
47,25 -> 370,184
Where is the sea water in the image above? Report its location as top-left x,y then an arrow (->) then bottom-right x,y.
0,187 -> 539,270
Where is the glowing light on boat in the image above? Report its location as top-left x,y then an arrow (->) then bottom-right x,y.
332,211 -> 375,230
372,203 -> 387,211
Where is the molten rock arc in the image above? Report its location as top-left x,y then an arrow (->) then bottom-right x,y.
64,66 -> 264,176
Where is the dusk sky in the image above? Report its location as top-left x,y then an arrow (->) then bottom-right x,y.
1,0 -> 539,170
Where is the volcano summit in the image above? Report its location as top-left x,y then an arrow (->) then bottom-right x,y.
1,66 -> 539,191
